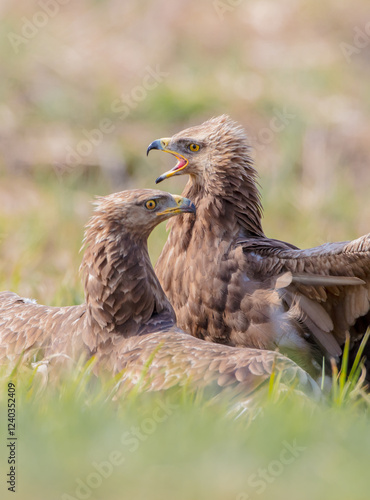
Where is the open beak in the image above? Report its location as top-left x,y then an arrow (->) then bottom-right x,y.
147,138 -> 189,184
156,195 -> 196,216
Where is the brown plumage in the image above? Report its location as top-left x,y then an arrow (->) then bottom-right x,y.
0,189 -> 318,397
147,115 -> 370,373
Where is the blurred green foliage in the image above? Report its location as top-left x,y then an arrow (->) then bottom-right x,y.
0,363 -> 369,500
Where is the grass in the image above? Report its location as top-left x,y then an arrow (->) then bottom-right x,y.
329,330 -> 370,409
0,348 -> 370,500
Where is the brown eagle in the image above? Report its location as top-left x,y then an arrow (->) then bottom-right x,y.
147,115 -> 370,373
0,189 -> 317,397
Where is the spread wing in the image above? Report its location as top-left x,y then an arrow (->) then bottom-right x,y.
0,291 -> 86,365
105,330 -> 321,400
239,234 -> 370,357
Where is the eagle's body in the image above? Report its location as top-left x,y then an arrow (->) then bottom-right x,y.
149,116 -> 370,372
0,189 -> 317,397
156,187 -> 303,351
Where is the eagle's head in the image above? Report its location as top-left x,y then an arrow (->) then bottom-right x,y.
147,115 -> 253,185
147,116 -> 264,236
87,189 -> 196,241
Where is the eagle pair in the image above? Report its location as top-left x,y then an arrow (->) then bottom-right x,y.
1,115 -> 369,400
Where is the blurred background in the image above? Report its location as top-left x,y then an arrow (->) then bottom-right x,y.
1,3 -> 370,499
0,0 -> 369,303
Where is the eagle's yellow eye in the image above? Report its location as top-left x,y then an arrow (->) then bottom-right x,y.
145,200 -> 157,210
189,143 -> 200,152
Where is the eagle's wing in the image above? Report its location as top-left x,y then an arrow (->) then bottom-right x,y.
108,330 -> 321,400
0,291 -> 86,365
239,234 -> 370,357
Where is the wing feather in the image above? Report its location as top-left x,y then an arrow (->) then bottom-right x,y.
239,234 -> 370,355
112,331 -> 321,399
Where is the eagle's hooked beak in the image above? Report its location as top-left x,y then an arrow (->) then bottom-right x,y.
156,195 -> 196,216
147,138 -> 189,184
